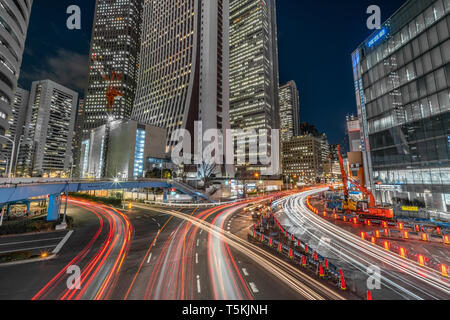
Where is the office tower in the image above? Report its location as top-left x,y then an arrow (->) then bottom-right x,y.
282,135 -> 326,182
229,0 -> 280,174
352,0 -> 450,212
346,115 -> 362,152
19,80 -> 78,177
80,119 -> 166,179
82,0 -> 143,135
0,0 -> 33,175
72,98 -> 84,177
0,88 -> 29,174
279,81 -> 300,142
132,0 -> 231,171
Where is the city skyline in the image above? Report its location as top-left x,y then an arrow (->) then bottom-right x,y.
17,0 -> 407,145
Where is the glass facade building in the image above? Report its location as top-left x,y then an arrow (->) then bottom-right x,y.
352,0 -> 450,212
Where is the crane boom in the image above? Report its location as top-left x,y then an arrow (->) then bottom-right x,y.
336,145 -> 349,201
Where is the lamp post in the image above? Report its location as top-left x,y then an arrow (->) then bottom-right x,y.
0,135 -> 15,180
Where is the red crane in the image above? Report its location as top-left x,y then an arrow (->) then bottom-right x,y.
336,145 -> 394,220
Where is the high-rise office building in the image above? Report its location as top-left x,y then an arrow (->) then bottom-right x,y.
82,0 -> 143,135
0,0 -> 33,175
352,0 -> 450,212
282,135 -> 326,182
279,81 -> 300,142
19,80 -> 78,177
229,0 -> 280,174
132,0 -> 231,172
0,88 -> 29,173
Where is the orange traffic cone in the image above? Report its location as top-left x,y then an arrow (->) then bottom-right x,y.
289,248 -> 293,259
319,264 -> 325,278
441,264 -> 448,277
340,273 -> 346,290
325,259 -> 329,270
301,255 -> 306,267
304,244 -> 308,254
367,290 -> 372,300
314,251 -> 318,261
278,242 -> 282,253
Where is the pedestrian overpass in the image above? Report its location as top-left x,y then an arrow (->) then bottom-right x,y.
0,178 -> 213,221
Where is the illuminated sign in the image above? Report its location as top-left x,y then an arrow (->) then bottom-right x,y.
368,28 -> 387,47
402,206 -> 419,212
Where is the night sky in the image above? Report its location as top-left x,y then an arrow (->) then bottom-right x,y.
19,0 -> 407,144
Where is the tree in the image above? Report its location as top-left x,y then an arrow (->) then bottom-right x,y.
235,167 -> 258,198
198,161 -> 218,189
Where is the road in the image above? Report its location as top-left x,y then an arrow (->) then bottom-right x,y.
277,189 -> 450,300
0,193 -> 349,300
0,199 -> 132,300
121,199 -> 347,300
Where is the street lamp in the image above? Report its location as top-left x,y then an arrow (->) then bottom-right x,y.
0,135 -> 15,180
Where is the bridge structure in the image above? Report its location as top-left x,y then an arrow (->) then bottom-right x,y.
0,178 -> 213,221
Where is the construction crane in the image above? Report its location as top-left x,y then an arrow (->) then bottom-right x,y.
336,145 -> 394,220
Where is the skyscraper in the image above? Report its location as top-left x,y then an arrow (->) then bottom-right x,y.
132,0 -> 231,163
19,80 -> 78,177
0,88 -> 29,173
279,81 -> 300,143
81,0 -> 143,135
352,0 -> 450,212
0,0 -> 33,175
229,0 -> 280,174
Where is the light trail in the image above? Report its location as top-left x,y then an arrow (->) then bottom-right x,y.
280,189 -> 450,300
32,199 -> 132,300
136,203 -> 346,300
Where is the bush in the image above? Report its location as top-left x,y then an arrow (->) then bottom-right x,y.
0,215 -> 74,236
0,251 -> 32,263
69,193 -> 122,207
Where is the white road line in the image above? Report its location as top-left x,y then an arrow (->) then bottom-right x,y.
242,268 -> 249,276
0,237 -> 65,247
0,245 -> 57,255
197,275 -> 201,293
195,253 -> 199,264
199,230 -> 203,235
147,252 -> 153,264
196,239 -> 199,247
249,282 -> 259,293
52,230 -> 74,254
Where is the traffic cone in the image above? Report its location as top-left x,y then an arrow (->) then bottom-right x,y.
319,264 -> 325,278
367,290 -> 372,300
340,272 -> 346,290
304,244 -> 308,254
278,242 -> 282,253
398,223 -> 403,230
415,225 -> 420,232
260,234 -> 264,242
375,230 -> 380,238
291,234 -> 295,242
444,235 -> 449,245
297,240 -> 301,247
289,248 -> 293,259
400,247 -> 406,258
382,221 -> 387,228
418,255 -> 425,266
325,259 -> 329,270
403,231 -> 409,239
421,233 -> 428,242
436,227 -> 441,236
361,232 -> 365,240
371,236 -> 376,244
301,255 -> 306,267
269,238 -> 273,247
441,264 -> 448,277
314,251 -> 318,261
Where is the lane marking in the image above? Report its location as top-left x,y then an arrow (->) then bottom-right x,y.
197,275 -> 201,293
0,237 -> 65,247
249,282 -> 259,293
147,252 -> 153,264
196,239 -> 199,247
242,268 -> 249,276
199,230 -> 203,235
52,230 -> 74,254
195,253 -> 199,264
0,245 -> 57,255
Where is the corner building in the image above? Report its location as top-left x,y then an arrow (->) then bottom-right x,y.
352,0 -> 450,212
